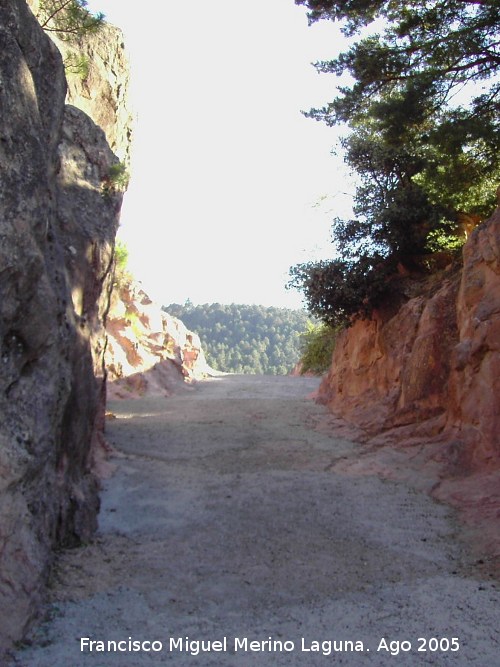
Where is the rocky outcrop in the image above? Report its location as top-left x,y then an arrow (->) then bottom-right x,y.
0,1 -> 128,654
52,23 -> 133,166
318,206 -> 500,463
106,280 -> 216,399
446,210 -> 500,467
317,205 -> 500,559
317,277 -> 460,437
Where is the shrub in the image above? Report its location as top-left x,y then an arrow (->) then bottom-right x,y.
102,162 -> 130,198
288,255 -> 393,328
113,240 -> 133,289
298,321 -> 342,375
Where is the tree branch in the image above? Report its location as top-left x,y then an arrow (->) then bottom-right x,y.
40,0 -> 74,29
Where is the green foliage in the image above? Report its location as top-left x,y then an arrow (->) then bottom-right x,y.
114,240 -> 129,272
36,0 -> 104,40
124,308 -> 144,339
291,0 -> 500,324
425,229 -> 463,254
163,303 -> 310,375
113,240 -> 133,288
108,162 -> 130,188
62,52 -> 90,79
288,255 -> 393,328
298,321 -> 341,374
102,162 -> 130,197
35,1 -> 105,78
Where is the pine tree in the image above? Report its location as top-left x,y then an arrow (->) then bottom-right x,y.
291,0 -> 500,324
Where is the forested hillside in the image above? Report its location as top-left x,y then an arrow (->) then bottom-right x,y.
163,303 -> 310,374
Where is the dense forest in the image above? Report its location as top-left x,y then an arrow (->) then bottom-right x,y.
163,303 -> 311,375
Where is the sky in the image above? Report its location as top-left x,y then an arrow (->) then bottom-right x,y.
86,0 -> 355,309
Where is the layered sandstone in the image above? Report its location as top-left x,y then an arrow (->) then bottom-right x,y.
0,1 -> 129,653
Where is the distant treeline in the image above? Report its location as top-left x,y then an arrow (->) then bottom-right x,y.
163,302 -> 310,375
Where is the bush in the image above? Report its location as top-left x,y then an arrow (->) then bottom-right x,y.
113,240 -> 132,289
288,255 -> 393,328
102,162 -> 130,198
299,322 -> 341,375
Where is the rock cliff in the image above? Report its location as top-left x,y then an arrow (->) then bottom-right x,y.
317,204 -> 500,560
51,22 -> 133,167
0,1 -> 129,654
106,279 -> 216,400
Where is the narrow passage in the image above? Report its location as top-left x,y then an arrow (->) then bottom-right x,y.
13,375 -> 500,666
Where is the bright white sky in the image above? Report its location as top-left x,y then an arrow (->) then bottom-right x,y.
86,0 -> 355,309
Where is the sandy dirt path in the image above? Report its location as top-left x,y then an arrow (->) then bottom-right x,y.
13,375 -> 499,666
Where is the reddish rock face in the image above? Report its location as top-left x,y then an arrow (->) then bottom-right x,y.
105,280 -> 216,399
447,210 -> 500,468
316,206 -> 500,562
318,206 -> 500,469
317,282 -> 459,436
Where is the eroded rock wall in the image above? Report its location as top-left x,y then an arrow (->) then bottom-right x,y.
446,207 -> 500,467
0,0 -> 125,652
318,205 -> 500,469
106,280 -> 216,399
52,23 -> 133,166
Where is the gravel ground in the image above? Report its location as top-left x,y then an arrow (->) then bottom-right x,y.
12,375 -> 500,666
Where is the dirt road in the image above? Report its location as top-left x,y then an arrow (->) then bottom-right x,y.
13,375 -> 500,666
